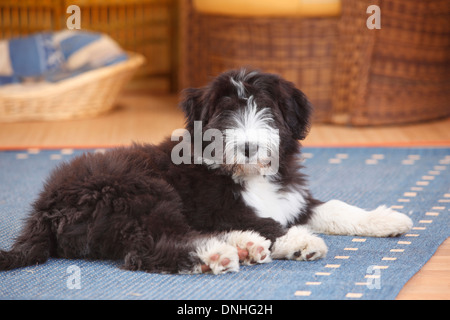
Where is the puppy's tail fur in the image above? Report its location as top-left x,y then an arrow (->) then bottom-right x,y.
0,216 -> 52,271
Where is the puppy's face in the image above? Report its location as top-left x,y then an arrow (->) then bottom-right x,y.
180,69 -> 312,177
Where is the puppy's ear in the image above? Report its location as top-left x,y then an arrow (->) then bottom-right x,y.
179,87 -> 204,131
280,81 -> 313,140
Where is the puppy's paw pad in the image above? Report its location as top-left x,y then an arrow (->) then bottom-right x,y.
245,241 -> 271,265
293,235 -> 327,261
225,231 -> 271,265
306,252 -> 317,260
196,239 -> 239,274
237,246 -> 249,261
272,226 -> 328,261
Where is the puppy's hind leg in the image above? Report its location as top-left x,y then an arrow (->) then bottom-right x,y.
0,212 -> 53,271
121,233 -> 202,274
307,200 -> 413,237
121,232 -> 241,275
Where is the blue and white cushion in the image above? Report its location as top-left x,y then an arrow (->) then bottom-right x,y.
0,31 -> 128,85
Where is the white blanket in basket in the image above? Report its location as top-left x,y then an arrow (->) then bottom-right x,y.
0,30 -> 127,85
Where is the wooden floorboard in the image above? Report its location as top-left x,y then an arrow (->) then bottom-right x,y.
0,92 -> 449,299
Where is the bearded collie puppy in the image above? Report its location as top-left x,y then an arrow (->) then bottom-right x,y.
0,69 -> 412,274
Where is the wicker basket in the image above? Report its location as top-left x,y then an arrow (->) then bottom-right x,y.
181,0 -> 450,125
0,52 -> 145,122
0,0 -> 176,93
332,0 -> 450,125
179,0 -> 339,122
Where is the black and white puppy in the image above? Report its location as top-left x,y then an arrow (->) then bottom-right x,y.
0,69 -> 413,274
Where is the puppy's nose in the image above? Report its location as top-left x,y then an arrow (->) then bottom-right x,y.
244,142 -> 258,158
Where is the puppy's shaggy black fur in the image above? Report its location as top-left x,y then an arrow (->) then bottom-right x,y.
9,69 -> 410,274
1,69 -> 319,273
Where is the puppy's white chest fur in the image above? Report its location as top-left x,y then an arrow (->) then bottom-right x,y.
240,176 -> 306,227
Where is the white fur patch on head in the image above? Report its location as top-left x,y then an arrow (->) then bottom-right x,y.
229,69 -> 259,100
224,96 -> 279,176
230,96 -> 275,135
230,77 -> 246,99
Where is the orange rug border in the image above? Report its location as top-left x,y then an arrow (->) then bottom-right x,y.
0,140 -> 449,151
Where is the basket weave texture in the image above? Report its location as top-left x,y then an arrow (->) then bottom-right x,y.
180,0 -> 338,122
0,0 -> 176,92
0,53 -> 145,122
332,0 -> 450,125
180,0 -> 450,125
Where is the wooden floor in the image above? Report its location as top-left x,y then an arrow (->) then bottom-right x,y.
0,92 -> 449,299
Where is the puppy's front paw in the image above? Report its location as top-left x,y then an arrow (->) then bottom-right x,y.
368,206 -> 413,237
223,230 -> 272,265
271,226 -> 328,261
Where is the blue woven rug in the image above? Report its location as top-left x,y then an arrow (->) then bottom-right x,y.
0,147 -> 449,300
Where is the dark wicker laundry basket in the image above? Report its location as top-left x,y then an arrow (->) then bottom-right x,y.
180,0 -> 339,122
332,0 -> 450,125
180,0 -> 450,125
